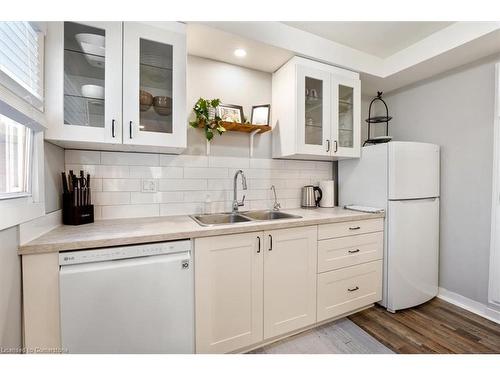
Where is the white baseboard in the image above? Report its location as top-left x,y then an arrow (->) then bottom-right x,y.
19,209 -> 62,245
437,287 -> 500,324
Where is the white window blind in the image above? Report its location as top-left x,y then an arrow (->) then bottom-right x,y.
0,22 -> 44,110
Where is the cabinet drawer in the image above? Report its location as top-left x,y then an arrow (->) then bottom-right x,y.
317,260 -> 382,322
318,218 -> 383,240
318,232 -> 383,273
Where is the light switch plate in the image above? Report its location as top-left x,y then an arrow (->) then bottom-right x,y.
141,179 -> 157,193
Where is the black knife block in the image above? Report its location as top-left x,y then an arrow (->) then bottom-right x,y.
63,192 -> 94,225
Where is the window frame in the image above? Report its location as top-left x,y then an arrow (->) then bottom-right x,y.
0,21 -> 46,230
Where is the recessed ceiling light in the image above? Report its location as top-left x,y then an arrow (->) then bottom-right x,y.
234,48 -> 247,58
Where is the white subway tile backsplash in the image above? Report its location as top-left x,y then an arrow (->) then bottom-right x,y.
185,190 -> 227,203
101,204 -> 159,219
207,178 -> 232,190
160,203 -> 202,216
159,179 -> 207,191
184,167 -> 228,179
101,151 -> 159,166
90,178 -> 102,192
129,166 -> 183,179
102,179 -> 141,192
160,154 -> 208,167
65,150 -> 100,165
209,156 -> 249,169
65,150 -> 332,220
249,158 -> 285,169
285,160 -> 317,170
99,165 -> 130,178
94,192 -> 131,205
130,192 -> 184,204
316,161 -> 333,171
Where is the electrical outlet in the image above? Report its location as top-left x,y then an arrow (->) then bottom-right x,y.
141,179 -> 157,193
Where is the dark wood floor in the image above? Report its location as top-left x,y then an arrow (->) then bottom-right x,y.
349,298 -> 500,353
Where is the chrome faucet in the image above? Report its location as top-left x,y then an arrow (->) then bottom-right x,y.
232,170 -> 247,212
271,185 -> 281,211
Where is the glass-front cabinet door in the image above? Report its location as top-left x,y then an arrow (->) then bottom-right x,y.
296,65 -> 331,156
45,22 -> 122,144
332,76 -> 360,158
122,22 -> 186,149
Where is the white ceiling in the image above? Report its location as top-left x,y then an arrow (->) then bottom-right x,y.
187,21 -> 500,95
283,22 -> 453,58
187,23 -> 293,73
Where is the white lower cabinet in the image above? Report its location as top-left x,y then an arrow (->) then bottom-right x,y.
195,232 -> 263,354
195,226 -> 317,353
194,221 -> 384,353
263,227 -> 317,339
317,260 -> 382,322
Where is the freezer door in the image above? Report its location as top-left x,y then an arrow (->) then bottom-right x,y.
388,142 -> 440,200
60,252 -> 194,353
387,198 -> 439,311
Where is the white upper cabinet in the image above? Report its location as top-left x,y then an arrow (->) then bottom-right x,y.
45,22 -> 186,153
272,57 -> 361,160
45,22 -> 123,146
122,22 -> 186,151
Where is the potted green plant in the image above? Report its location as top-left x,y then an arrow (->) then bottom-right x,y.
189,98 -> 226,141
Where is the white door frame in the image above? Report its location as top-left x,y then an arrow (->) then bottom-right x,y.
489,62 -> 500,307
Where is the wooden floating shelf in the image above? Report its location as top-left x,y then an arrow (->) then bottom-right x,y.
198,121 -> 271,134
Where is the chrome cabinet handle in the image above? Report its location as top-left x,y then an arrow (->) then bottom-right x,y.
334,140 -> 338,153
129,121 -> 133,139
348,249 -> 360,254
349,226 -> 361,230
112,119 -> 115,138
268,234 -> 273,251
347,286 -> 359,292
257,236 -> 261,253
326,139 -> 330,153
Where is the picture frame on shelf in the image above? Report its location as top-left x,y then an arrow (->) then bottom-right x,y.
217,104 -> 244,123
251,104 -> 271,125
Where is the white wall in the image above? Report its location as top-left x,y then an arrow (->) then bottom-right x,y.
385,60 -> 496,305
186,55 -> 273,158
44,142 -> 64,213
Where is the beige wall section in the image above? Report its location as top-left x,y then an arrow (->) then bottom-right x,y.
44,141 -> 64,214
22,252 -> 61,351
0,226 -> 22,352
186,55 -> 273,158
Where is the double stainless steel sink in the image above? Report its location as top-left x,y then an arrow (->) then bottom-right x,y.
191,210 -> 302,227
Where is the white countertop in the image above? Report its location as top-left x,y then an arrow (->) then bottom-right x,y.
18,207 -> 384,255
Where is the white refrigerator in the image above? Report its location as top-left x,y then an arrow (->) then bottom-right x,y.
339,141 -> 440,312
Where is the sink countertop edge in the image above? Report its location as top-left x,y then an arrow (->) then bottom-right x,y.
18,208 -> 385,255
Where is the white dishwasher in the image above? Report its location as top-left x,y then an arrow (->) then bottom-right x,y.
59,240 -> 194,354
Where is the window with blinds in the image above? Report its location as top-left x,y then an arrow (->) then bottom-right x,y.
0,22 -> 44,110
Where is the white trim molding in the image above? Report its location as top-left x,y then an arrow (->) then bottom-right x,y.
438,288 -> 500,325
489,62 -> 500,308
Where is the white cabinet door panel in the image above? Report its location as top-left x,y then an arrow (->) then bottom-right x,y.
195,232 -> 263,353
263,226 -> 317,339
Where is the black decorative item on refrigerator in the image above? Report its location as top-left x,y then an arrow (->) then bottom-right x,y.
363,91 -> 393,146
